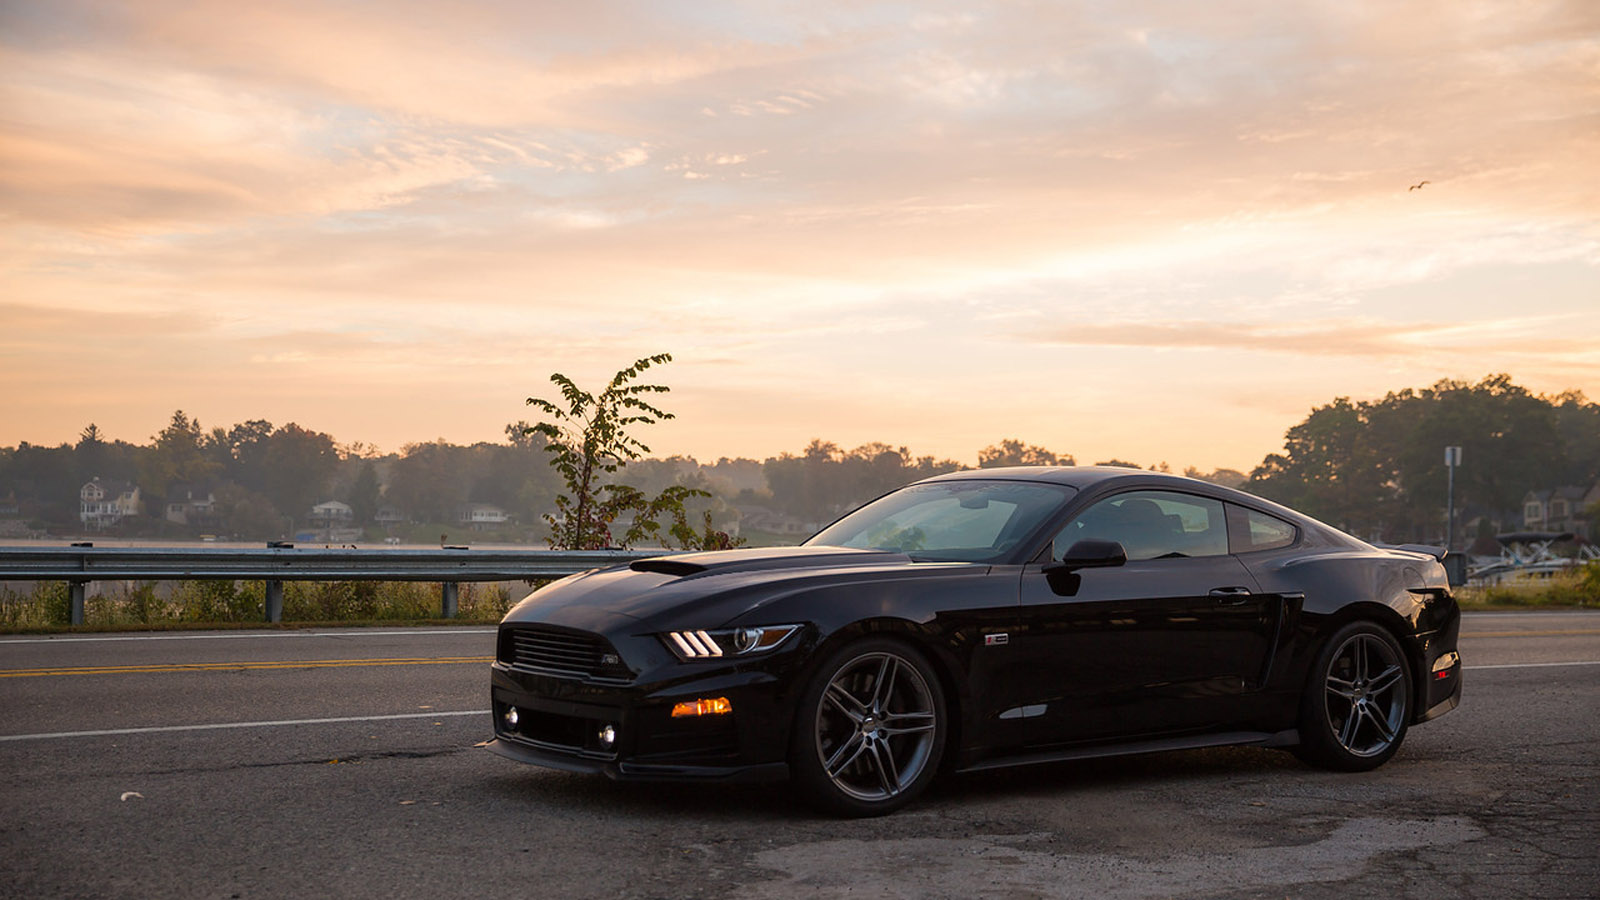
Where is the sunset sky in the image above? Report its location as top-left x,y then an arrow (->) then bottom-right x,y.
2,1 -> 1596,472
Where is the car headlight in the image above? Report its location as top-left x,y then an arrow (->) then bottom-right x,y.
662,624 -> 801,660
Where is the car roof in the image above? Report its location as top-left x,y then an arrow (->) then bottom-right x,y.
920,465 -> 1186,489
920,465 -> 1367,549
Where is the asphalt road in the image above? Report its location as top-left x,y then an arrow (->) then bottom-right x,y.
1,613 -> 1595,899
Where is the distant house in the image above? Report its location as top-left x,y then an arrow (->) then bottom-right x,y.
164,483 -> 217,526
1522,485 -> 1600,536
375,505 -> 406,526
80,478 -> 141,529
458,503 -> 509,530
309,500 -> 354,525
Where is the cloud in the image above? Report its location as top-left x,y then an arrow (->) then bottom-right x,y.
1025,315 -> 1600,362
1,0 -> 1597,467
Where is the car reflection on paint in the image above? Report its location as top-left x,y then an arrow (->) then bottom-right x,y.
487,466 -> 1461,816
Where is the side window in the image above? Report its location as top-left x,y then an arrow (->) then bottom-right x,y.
1052,490 -> 1227,561
1226,504 -> 1298,553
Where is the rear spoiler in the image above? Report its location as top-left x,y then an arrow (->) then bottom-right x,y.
1391,543 -> 1447,562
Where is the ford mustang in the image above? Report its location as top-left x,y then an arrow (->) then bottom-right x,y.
487,466 -> 1462,816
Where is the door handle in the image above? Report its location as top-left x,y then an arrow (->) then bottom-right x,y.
1208,586 -> 1253,605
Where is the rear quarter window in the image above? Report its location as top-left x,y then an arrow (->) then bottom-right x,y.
1227,504 -> 1298,553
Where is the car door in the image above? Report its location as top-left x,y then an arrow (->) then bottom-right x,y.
1010,489 -> 1279,748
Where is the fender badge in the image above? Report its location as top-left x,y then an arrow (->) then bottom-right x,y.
984,633 -> 1009,646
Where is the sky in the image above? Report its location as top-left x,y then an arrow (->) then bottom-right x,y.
2,0 -> 1597,472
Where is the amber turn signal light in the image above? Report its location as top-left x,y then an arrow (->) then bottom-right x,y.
670,697 -> 732,718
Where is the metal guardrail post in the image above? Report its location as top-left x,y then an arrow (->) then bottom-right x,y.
265,581 -> 283,623
69,581 -> 86,626
440,582 -> 458,619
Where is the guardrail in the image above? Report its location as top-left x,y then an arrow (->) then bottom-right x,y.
0,546 -> 661,625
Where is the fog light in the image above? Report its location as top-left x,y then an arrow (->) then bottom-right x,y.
670,696 -> 733,718
504,707 -> 519,728
598,724 -> 616,749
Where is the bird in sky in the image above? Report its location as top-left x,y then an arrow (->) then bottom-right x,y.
1409,181 -> 1430,191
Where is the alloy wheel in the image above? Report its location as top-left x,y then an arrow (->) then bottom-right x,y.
813,651 -> 938,802
1322,632 -> 1408,758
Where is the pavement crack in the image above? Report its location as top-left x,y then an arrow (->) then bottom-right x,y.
138,745 -> 472,775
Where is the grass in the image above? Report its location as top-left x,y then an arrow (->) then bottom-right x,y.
0,579 -> 532,632
1453,562 -> 1600,611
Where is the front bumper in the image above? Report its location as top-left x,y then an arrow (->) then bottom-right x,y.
485,734 -> 787,782
488,634 -> 804,782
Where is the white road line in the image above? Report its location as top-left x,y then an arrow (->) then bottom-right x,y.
1463,612 -> 1600,618
1466,660 -> 1600,670
0,629 -> 495,644
1,663 -> 1593,743
0,710 -> 492,743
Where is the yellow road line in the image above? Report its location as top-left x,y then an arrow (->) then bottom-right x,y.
1461,629 -> 1600,638
0,656 -> 495,678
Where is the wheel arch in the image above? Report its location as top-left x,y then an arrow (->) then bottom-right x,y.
797,617 -> 966,770
1308,601 -> 1429,724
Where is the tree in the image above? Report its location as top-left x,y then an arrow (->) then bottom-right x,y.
1245,398 -> 1382,533
213,483 -> 283,538
143,410 -> 220,502
764,441 -> 846,524
217,419 -> 276,487
1245,375 -> 1600,543
347,461 -> 381,525
257,424 -> 340,523
1183,467 -> 1247,488
1552,391 -> 1600,487
72,424 -> 140,488
979,439 -> 1073,468
763,440 -> 961,523
388,440 -> 470,524
525,354 -> 720,550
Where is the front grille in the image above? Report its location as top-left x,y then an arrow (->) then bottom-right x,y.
499,625 -> 629,681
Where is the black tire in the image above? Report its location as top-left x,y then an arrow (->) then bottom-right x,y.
1295,621 -> 1412,771
789,637 -> 946,817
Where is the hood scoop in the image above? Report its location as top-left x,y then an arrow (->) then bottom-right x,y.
625,546 -> 911,580
629,558 -> 708,577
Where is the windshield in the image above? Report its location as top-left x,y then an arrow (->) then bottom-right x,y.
805,480 -> 1076,562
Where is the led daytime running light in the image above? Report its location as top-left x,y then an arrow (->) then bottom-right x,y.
663,624 -> 800,660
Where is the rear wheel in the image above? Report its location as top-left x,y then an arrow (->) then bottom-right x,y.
789,638 -> 945,817
1296,621 -> 1411,771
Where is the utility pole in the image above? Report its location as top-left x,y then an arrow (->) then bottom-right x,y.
1444,446 -> 1462,551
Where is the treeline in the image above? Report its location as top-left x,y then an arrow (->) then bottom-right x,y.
1246,375 -> 1600,542
0,413 -> 1189,540
3,374 -> 1594,543
0,414 -> 568,539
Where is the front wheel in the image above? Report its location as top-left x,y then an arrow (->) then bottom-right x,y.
1295,621 -> 1412,771
789,638 -> 946,817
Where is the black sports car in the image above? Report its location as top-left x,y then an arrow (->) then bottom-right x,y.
488,466 -> 1462,816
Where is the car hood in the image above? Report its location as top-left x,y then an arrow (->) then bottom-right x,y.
503,545 -> 979,632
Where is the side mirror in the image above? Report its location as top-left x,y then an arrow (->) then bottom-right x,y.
1046,539 -> 1128,572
